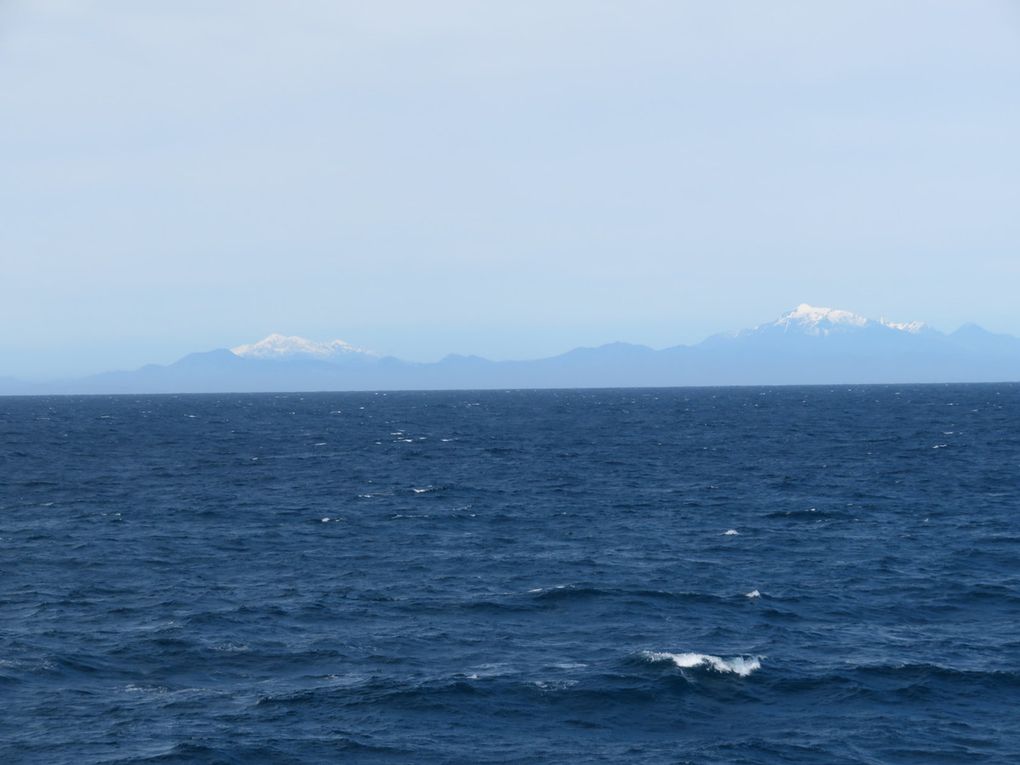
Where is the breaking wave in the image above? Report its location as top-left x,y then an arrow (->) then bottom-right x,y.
641,651 -> 762,677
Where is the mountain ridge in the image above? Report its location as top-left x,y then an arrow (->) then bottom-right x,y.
3,305 -> 1019,394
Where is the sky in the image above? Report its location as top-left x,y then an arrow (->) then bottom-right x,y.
2,1 -> 1020,378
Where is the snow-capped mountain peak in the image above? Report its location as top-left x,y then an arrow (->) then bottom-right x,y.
761,304 -> 928,336
231,333 -> 378,361
777,304 -> 870,332
878,318 -> 929,334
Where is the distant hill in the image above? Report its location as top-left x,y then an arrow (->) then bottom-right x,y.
4,305 -> 1020,394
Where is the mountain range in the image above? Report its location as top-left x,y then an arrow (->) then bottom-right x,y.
4,305 -> 1020,394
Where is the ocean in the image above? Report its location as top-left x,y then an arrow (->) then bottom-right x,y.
1,385 -> 1018,764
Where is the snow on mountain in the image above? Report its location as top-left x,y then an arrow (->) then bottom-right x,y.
778,304 -> 870,331
5,305 -> 1018,395
879,318 -> 929,334
758,304 -> 929,336
231,333 -> 378,361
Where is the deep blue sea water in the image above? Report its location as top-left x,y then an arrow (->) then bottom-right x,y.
2,386 -> 1019,764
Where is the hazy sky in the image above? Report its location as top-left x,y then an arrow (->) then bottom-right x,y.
3,1 -> 1020,377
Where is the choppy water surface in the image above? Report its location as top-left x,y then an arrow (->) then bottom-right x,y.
2,386 -> 1019,764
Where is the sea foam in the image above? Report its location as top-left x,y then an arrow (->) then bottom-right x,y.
642,651 -> 762,677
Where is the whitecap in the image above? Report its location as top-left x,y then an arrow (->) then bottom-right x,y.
412,487 -> 433,494
745,589 -> 761,598
320,517 -> 330,523
533,679 -> 579,690
642,651 -> 761,677
124,684 -> 170,694
723,529 -> 740,536
467,662 -> 514,678
211,642 -> 249,653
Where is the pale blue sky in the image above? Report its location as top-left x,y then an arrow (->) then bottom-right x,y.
3,1 -> 1020,377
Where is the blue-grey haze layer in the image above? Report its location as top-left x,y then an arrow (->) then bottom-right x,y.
3,311 -> 1020,394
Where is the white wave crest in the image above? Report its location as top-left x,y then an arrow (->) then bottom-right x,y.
642,651 -> 762,677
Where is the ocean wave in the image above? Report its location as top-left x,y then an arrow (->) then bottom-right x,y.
411,485 -> 443,494
529,585 -> 732,605
641,651 -> 762,677
764,507 -> 852,521
103,738 -> 406,763
771,662 -> 1020,698
850,662 -> 1020,685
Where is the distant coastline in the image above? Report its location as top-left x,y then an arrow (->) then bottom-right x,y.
4,305 -> 1020,395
